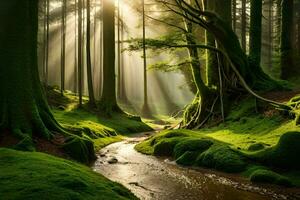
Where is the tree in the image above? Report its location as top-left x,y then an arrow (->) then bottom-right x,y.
61,0 -> 67,95
249,0 -> 262,67
99,0 -> 122,114
0,0 -> 94,163
169,0 -> 286,128
86,0 -> 97,107
241,0 -> 247,51
141,0 -> 151,117
280,0 -> 295,79
78,0 -> 83,106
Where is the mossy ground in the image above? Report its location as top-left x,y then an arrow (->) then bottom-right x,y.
0,148 -> 137,200
48,87 -> 152,151
136,96 -> 300,187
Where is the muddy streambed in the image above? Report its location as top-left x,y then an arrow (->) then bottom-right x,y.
92,132 -> 300,200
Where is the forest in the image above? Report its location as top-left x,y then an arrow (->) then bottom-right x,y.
0,0 -> 300,199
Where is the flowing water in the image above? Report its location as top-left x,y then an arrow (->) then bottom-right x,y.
92,132 -> 300,200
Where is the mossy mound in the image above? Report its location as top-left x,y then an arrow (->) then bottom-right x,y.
137,130 -> 247,173
153,138 -> 179,156
196,145 -> 247,173
254,131 -> 300,170
174,138 -> 213,159
0,148 -> 137,200
250,169 -> 292,187
62,136 -> 96,164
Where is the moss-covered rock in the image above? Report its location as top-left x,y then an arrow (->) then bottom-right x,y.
63,136 -> 96,164
176,151 -> 200,166
254,131 -> 300,170
250,169 -> 292,187
0,148 -> 137,200
174,138 -> 213,159
153,138 -> 179,156
196,145 -> 247,173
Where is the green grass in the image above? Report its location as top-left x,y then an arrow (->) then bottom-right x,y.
0,148 -> 137,200
136,97 -> 300,186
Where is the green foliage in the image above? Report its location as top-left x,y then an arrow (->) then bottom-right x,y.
0,148 -> 137,200
250,169 -> 292,187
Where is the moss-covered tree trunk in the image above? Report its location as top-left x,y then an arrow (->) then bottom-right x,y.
205,0 -> 219,88
249,0 -> 262,68
99,0 -> 122,114
0,0 -> 95,163
280,0 -> 295,79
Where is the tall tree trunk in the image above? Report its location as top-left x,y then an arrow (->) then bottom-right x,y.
74,0 -> 78,93
241,0 -> 247,52
117,0 -> 121,100
205,0 -> 218,88
78,0 -> 83,106
298,7 -> 300,57
280,0 -> 294,79
232,0 -> 236,32
142,0 -> 151,116
45,0 -> 50,86
86,0 -> 96,107
61,0 -> 66,95
268,0 -> 273,69
249,0 -> 262,67
43,0 -> 47,84
99,0 -> 122,114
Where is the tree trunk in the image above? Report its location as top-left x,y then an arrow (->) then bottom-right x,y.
74,0 -> 78,93
45,0 -> 50,86
249,0 -> 262,67
241,0 -> 247,52
268,0 -> 273,69
298,6 -> 300,57
141,0 -> 151,117
86,0 -> 96,107
78,0 -> 83,106
205,0 -> 219,88
280,0 -> 294,79
61,0 -> 66,95
232,0 -> 236,32
99,0 -> 122,114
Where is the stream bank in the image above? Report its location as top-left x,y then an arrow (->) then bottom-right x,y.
93,132 -> 300,200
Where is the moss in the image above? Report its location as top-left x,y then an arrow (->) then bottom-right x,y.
196,145 -> 247,173
253,131 -> 300,170
153,138 -> 179,156
93,136 -> 123,151
250,169 -> 292,187
62,136 -> 96,164
176,151 -> 200,166
247,143 -> 265,151
174,138 -> 213,159
0,148 -> 137,200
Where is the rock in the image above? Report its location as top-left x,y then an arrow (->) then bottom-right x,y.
108,157 -> 118,164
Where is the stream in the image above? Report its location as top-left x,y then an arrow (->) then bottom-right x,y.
92,132 -> 300,200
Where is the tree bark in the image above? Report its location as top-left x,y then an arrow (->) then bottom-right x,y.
241,0 -> 247,52
86,0 -> 97,107
61,0 -> 67,95
78,0 -> 83,106
249,0 -> 262,67
280,0 -> 295,79
99,0 -> 122,114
